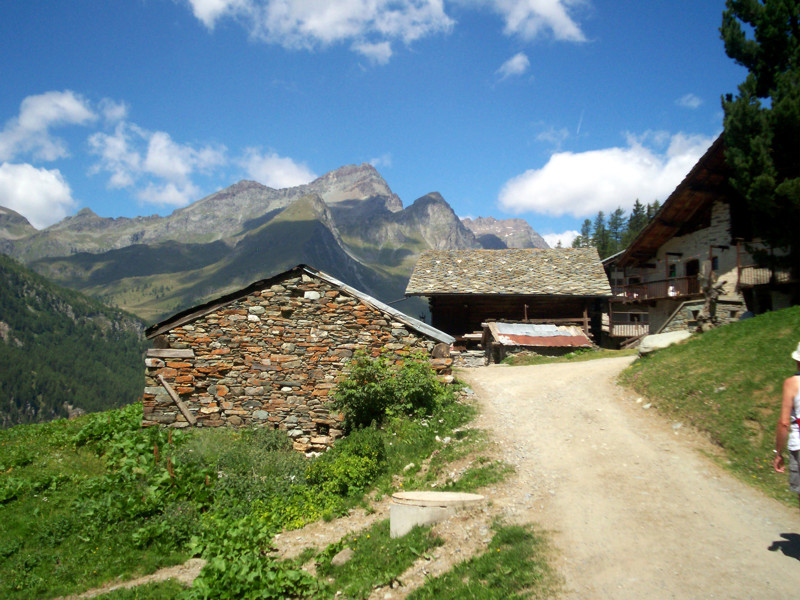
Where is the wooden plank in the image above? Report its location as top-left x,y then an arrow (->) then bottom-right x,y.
158,374 -> 197,426
147,349 -> 195,359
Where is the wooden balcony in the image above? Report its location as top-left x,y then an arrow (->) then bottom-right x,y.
611,276 -> 700,301
608,323 -> 650,338
738,265 -> 792,287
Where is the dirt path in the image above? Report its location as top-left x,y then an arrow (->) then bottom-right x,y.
460,357 -> 800,599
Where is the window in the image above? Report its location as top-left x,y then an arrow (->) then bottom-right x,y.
712,256 -> 719,271
668,264 -> 677,278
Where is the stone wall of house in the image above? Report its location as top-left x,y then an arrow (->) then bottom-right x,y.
645,200 -> 744,299
653,298 -> 748,334
143,272 -> 447,452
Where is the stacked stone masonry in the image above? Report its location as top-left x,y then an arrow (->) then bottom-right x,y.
143,273 -> 449,452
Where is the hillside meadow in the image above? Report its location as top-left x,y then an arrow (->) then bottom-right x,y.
620,305 -> 800,505
0,355 -> 558,599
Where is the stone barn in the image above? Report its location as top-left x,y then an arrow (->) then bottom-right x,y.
143,264 -> 454,452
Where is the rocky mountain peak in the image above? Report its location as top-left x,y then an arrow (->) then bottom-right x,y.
0,205 -> 37,240
309,163 -> 402,212
461,216 -> 549,249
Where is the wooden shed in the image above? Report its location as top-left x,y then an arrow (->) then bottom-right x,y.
405,248 -> 611,340
143,264 -> 454,452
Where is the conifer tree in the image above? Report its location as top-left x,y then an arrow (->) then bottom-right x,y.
720,0 -> 800,275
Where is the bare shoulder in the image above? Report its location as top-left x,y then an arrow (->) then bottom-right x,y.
784,375 -> 800,394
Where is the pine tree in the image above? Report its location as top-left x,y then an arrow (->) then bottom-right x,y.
625,199 -> 648,245
607,207 -> 626,256
592,211 -> 609,257
720,0 -> 800,275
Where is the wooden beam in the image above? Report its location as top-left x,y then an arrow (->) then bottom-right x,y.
147,349 -> 195,359
158,374 -> 197,426
582,303 -> 589,337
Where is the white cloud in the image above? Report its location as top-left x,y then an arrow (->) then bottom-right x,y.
676,93 -> 702,109
536,125 -> 569,148
187,0 -> 248,26
184,1 -> 588,62
185,0 -> 453,61
144,132 -> 225,181
353,40 -> 393,64
369,153 -> 393,168
498,131 -> 715,217
0,162 -> 76,229
0,90 -> 96,162
241,149 -> 316,188
542,229 -> 578,247
484,0 -> 588,42
137,181 -> 202,207
497,52 -> 530,79
89,122 -> 227,207
99,98 -> 129,123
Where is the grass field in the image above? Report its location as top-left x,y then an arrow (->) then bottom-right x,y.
619,305 -> 800,505
0,357 -> 554,599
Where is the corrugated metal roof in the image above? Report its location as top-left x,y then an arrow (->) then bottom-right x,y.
486,322 -> 591,348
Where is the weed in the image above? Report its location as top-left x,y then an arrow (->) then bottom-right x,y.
317,520 -> 443,599
408,521 -> 559,600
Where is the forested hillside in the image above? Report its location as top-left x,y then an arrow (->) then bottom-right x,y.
0,254 -> 147,428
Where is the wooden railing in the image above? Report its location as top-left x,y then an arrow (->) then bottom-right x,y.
738,265 -> 792,287
612,276 -> 700,300
609,323 -> 650,338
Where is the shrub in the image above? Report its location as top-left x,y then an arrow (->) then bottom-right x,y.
331,353 -> 449,429
306,428 -> 387,497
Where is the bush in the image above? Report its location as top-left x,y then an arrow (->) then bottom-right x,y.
306,428 -> 387,497
331,353 -> 449,429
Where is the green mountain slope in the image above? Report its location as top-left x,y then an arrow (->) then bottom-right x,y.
0,254 -> 147,428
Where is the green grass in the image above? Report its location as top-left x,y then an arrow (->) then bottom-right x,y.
317,520 -> 443,598
619,305 -> 800,505
407,521 -> 560,600
0,414 -> 191,599
0,371 -> 491,599
441,459 -> 516,492
503,347 -> 637,367
93,580 -> 189,599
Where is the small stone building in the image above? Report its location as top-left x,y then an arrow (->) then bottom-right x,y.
143,264 -> 454,452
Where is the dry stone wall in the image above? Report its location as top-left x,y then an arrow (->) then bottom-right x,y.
143,272 -> 443,452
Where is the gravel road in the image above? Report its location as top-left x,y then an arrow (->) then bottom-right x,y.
460,357 -> 800,600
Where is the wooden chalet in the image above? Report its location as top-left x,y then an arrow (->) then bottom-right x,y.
609,134 -> 796,338
405,248 -> 611,342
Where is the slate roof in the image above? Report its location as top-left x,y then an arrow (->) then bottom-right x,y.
146,264 -> 454,344
617,134 -> 730,268
405,248 -> 611,297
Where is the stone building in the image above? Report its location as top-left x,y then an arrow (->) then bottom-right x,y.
610,134 -> 796,338
143,264 -> 454,452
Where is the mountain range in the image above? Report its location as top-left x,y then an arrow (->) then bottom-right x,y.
0,164 -> 547,323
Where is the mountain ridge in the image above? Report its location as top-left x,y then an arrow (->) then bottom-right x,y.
1,164 -> 548,322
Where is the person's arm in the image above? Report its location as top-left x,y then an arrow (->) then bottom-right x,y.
774,377 -> 798,472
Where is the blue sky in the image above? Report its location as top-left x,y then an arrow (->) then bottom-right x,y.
0,0 -> 747,246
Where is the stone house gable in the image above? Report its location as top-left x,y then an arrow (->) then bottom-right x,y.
143,265 -> 454,452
